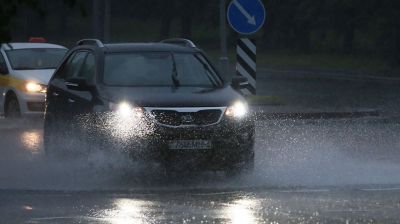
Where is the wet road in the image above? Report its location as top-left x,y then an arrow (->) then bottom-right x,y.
2,187 -> 400,223
1,116 -> 400,223
1,75 -> 400,223
257,72 -> 400,114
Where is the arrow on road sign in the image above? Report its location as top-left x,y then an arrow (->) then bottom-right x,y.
227,0 -> 265,35
233,0 -> 256,25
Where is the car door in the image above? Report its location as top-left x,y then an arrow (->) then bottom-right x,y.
46,51 -> 87,122
64,51 -> 97,119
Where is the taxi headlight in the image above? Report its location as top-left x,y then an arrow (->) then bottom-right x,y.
225,101 -> 248,118
109,102 -> 144,118
26,82 -> 46,93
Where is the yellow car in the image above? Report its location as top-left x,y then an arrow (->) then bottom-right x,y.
0,39 -> 67,118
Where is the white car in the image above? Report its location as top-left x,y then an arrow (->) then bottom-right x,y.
0,40 -> 67,117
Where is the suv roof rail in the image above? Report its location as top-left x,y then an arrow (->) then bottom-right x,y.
160,38 -> 197,48
76,39 -> 104,47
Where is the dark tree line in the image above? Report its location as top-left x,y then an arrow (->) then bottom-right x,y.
2,0 -> 400,63
110,0 -> 219,40
0,0 -> 41,42
0,0 -> 85,42
263,0 -> 400,62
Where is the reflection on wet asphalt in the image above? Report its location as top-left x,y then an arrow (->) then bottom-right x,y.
0,119 -> 44,159
2,188 -> 400,223
1,117 -> 400,223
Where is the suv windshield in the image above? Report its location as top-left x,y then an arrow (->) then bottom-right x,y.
6,48 -> 67,70
103,52 -> 222,87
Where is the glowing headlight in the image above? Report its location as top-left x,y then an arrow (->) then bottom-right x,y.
225,101 -> 248,118
26,82 -> 46,93
109,102 -> 144,118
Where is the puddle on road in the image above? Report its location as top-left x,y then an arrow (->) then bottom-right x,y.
0,118 -> 400,191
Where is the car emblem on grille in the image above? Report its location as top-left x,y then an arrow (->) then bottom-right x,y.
181,114 -> 194,124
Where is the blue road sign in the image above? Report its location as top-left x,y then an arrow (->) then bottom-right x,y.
227,0 -> 266,35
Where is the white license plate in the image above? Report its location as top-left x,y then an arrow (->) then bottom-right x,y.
168,140 -> 212,150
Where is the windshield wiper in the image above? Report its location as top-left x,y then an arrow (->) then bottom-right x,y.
171,54 -> 180,87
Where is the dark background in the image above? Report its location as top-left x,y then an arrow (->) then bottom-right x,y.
1,0 -> 400,75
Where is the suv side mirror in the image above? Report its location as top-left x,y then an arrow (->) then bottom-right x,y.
0,63 -> 8,74
65,77 -> 94,91
231,76 -> 249,89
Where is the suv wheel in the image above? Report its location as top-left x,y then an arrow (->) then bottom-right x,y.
5,95 -> 21,118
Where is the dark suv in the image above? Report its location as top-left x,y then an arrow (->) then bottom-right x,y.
44,38 -> 254,174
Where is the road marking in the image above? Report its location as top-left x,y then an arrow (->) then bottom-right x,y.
31,216 -> 103,221
278,189 -> 331,193
32,216 -> 80,220
360,187 -> 400,192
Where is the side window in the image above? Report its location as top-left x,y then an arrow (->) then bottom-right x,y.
77,53 -> 95,80
58,51 -> 87,80
0,52 -> 8,74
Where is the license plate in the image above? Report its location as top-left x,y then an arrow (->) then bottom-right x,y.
168,140 -> 212,150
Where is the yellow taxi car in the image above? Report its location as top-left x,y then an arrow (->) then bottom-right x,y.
0,38 -> 67,118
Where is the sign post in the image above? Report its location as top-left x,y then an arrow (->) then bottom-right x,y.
227,0 -> 266,95
219,0 -> 229,79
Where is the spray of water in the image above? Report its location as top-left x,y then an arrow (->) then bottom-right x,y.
246,118 -> 400,188
0,117 -> 400,191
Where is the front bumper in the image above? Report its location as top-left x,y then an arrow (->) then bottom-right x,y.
94,115 -> 255,170
137,120 -> 254,170
16,91 -> 46,116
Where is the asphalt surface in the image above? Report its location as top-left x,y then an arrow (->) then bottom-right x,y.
256,70 -> 400,115
1,116 -> 400,223
1,74 -> 400,223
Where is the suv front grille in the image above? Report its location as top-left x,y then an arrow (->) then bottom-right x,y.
148,108 -> 224,127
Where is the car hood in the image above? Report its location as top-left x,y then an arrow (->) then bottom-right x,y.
99,85 -> 244,107
12,69 -> 55,85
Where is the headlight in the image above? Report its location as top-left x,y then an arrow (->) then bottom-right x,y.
26,82 -> 46,93
106,102 -> 152,140
225,101 -> 248,118
109,102 -> 144,118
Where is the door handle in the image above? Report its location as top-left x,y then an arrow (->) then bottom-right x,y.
68,98 -> 75,103
52,92 -> 59,97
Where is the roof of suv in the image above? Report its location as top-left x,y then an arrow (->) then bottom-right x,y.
102,43 -> 201,53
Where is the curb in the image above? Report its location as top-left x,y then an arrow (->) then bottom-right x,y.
258,68 -> 400,82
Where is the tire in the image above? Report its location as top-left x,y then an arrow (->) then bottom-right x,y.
4,95 -> 21,118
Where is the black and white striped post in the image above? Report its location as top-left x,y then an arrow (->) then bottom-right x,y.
227,0 -> 265,95
236,38 -> 256,95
